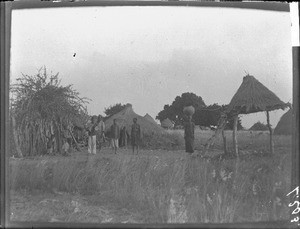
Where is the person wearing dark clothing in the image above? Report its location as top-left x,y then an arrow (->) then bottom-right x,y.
119,126 -> 130,148
184,116 -> 195,153
96,115 -> 106,150
131,118 -> 141,154
110,119 -> 120,154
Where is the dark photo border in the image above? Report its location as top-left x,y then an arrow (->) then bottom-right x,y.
1,1 -> 299,228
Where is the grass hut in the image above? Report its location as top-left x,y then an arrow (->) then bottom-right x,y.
226,74 -> 289,156
161,118 -> 174,129
144,113 -> 157,125
249,122 -> 269,131
104,104 -> 165,135
274,108 -> 293,135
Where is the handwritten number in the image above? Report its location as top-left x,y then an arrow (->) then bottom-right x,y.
291,217 -> 299,223
292,206 -> 300,215
287,186 -> 299,197
287,186 -> 300,225
289,200 -> 300,208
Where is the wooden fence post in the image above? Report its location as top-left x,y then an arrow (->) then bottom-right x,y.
266,111 -> 274,154
222,129 -> 227,155
233,115 -> 239,157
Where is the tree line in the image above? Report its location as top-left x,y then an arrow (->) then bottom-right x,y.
155,92 -> 243,130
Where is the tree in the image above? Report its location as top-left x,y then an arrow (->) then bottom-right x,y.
156,93 -> 244,128
193,104 -> 220,127
10,67 -> 89,157
104,103 -> 126,117
156,92 -> 206,125
225,116 -> 243,130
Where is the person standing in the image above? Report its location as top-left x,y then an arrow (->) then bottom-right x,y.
131,118 -> 141,154
87,115 -> 98,155
119,126 -> 130,148
110,119 -> 120,154
184,115 -> 195,154
97,115 -> 106,151
63,122 -> 73,152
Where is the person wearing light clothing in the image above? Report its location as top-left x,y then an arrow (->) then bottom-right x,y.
97,115 -> 106,150
86,115 -> 98,155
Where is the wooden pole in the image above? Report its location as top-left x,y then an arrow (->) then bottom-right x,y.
266,111 -> 274,154
68,129 -> 82,152
233,115 -> 239,157
222,129 -> 227,155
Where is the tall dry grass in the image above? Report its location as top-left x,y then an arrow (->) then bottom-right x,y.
9,149 -> 292,223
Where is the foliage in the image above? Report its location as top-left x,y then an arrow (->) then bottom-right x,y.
156,94 -> 243,129
225,116 -> 244,130
10,67 -> 89,157
156,92 -> 206,126
194,103 -> 223,127
155,93 -> 243,129
104,103 -> 127,117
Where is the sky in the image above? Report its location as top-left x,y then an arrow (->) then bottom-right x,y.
10,5 -> 294,129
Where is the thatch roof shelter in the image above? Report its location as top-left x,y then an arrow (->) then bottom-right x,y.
226,74 -> 290,155
104,104 -> 165,135
274,108 -> 293,135
227,75 -> 289,114
160,118 -> 174,129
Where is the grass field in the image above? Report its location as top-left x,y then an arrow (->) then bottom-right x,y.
9,130 -> 292,224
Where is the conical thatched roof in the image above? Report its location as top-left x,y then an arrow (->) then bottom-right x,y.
161,118 -> 174,129
144,113 -> 157,125
104,104 -> 165,134
274,109 -> 292,135
227,75 -> 289,114
249,121 -> 268,131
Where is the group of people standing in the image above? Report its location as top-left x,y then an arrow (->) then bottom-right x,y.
85,106 -> 196,155
86,115 -> 141,155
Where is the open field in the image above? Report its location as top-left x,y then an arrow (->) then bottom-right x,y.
9,128 -> 292,224
146,129 -> 292,153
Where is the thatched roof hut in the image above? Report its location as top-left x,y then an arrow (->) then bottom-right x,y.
161,118 -> 174,129
226,74 -> 289,155
144,113 -> 157,125
274,108 -> 292,135
104,104 -> 165,135
227,75 -> 289,114
249,122 -> 268,131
